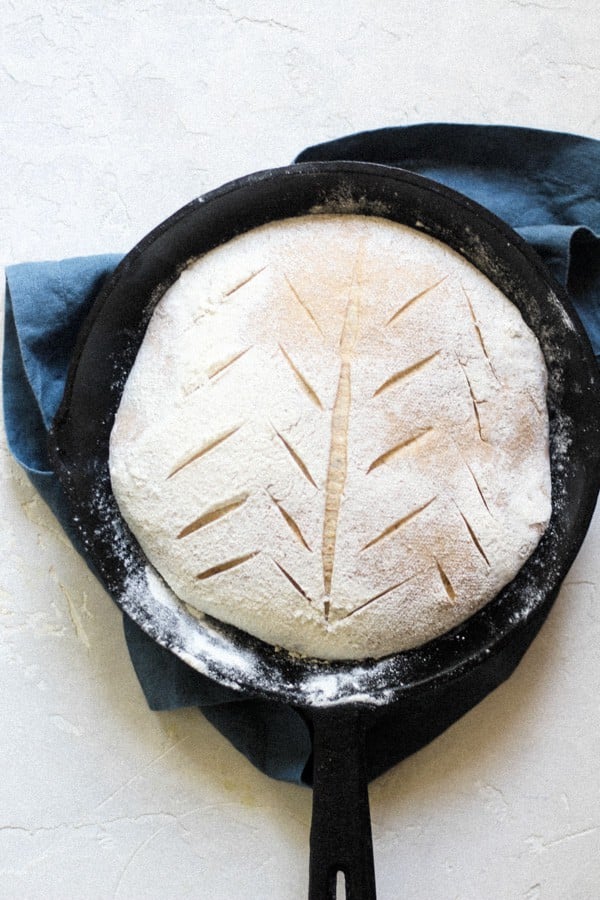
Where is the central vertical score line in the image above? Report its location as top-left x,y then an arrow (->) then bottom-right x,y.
321,243 -> 364,608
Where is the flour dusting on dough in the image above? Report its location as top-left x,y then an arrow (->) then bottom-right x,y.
109,214 -> 551,660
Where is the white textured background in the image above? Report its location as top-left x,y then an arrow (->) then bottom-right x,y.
2,2 -> 599,898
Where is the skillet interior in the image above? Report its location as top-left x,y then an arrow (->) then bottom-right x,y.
49,162 -> 600,711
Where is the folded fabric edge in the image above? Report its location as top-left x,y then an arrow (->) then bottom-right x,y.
295,121 -> 600,167
3,285 -> 53,473
5,256 -> 124,431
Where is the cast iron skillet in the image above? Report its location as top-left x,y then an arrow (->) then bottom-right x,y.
49,163 -> 600,900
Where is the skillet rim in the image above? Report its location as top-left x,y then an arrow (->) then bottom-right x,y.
48,161 -> 600,709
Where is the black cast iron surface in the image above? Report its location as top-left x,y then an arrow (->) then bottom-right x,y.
49,163 -> 600,899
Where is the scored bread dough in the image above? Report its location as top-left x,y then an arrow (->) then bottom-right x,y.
109,214 -> 551,660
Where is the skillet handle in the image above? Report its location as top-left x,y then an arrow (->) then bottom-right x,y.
308,707 -> 376,900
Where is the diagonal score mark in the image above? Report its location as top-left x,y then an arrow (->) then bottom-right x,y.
272,559 -> 312,603
447,435 -> 494,516
340,573 -> 421,620
435,558 -> 456,602
373,351 -> 440,397
461,456 -> 492,515
526,388 -> 543,416
177,495 -> 249,539
457,357 -> 487,442
386,276 -> 448,326
367,428 -> 433,473
457,508 -> 490,566
224,266 -> 267,297
283,273 -> 324,336
196,552 -> 258,580
461,282 -> 501,383
167,425 -> 243,479
269,492 -> 312,551
279,344 -> 323,409
274,427 -> 318,489
208,346 -> 252,380
361,497 -> 436,551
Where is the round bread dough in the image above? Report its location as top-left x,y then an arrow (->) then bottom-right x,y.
109,214 -> 551,660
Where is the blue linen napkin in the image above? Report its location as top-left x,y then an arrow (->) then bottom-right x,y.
4,124 -> 599,786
